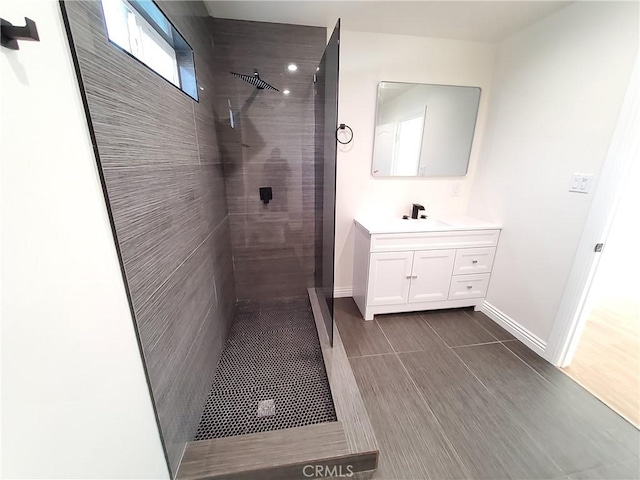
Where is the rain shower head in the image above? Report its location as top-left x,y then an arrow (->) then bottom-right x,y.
230,69 -> 279,91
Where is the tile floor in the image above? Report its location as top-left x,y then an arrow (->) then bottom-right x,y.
335,298 -> 640,480
194,296 -> 337,440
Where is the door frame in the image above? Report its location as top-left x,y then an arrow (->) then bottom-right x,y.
546,56 -> 639,367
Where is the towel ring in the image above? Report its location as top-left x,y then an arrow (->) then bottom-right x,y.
336,123 -> 353,145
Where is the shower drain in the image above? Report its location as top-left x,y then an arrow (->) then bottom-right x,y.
257,399 -> 275,417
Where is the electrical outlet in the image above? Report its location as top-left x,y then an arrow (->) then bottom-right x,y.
569,174 -> 593,194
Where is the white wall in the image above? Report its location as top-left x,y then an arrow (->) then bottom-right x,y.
467,1 -> 639,344
0,1 -> 169,477
335,30 -> 496,292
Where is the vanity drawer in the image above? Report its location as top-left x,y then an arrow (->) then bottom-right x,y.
448,273 -> 490,300
453,247 -> 496,275
370,230 -> 500,252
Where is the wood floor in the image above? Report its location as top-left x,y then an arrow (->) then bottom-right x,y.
562,296 -> 640,428
335,298 -> 640,480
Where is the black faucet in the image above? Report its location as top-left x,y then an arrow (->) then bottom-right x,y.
411,203 -> 425,219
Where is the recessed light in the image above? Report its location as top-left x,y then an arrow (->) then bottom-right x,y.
287,64 -> 298,72
283,89 -> 291,95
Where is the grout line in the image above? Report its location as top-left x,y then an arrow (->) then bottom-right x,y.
393,350 -> 474,479
565,458 -> 639,480
418,313 -> 460,350
460,308 -> 506,343
450,340 -> 503,349
138,217 -> 228,308
374,318 -> 397,354
415,318 -> 564,476
371,314 -> 475,473
447,345 -> 566,476
347,352 -> 398,359
192,100 -> 202,165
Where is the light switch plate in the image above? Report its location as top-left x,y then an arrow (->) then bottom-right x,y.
569,173 -> 593,194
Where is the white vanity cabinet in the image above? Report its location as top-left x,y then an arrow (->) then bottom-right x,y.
353,217 -> 501,320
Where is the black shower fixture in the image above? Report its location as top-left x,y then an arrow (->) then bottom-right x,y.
230,69 -> 279,91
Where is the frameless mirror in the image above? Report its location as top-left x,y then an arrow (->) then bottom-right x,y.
372,82 -> 481,177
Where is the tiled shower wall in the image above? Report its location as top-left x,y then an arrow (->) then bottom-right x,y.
63,1 -> 235,474
210,19 -> 326,300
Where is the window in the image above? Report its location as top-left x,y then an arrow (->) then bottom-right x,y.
100,0 -> 198,100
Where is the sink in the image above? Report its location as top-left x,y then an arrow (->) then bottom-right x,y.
354,215 -> 501,235
361,217 -> 451,233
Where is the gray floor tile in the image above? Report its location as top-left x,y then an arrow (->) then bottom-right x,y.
422,309 -> 498,347
464,309 -> 516,341
504,340 -> 640,459
398,349 -> 563,480
350,354 -> 467,480
569,459 -> 640,480
335,298 -> 393,357
454,343 -> 635,475
376,313 -> 448,353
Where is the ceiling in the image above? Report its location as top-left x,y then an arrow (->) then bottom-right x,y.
203,1 -> 573,43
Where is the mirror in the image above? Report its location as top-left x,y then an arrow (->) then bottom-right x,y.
372,82 -> 481,177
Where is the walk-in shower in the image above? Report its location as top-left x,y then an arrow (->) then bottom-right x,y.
61,1 -> 343,475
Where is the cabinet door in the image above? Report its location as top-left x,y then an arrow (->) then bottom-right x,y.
408,249 -> 456,303
367,251 -> 414,306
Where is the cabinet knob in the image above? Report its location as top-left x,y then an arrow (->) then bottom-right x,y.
467,285 -> 473,289
472,260 -> 478,264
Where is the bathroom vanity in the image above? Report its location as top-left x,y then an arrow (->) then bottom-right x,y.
353,216 -> 501,320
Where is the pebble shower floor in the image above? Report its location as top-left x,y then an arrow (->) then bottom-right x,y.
194,296 -> 337,440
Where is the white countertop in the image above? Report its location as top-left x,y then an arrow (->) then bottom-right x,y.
354,215 -> 502,234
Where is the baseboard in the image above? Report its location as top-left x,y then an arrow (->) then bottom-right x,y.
334,287 -> 353,298
480,301 -> 547,357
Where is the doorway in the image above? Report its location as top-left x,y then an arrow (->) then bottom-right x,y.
560,155 -> 639,426
547,57 -> 639,428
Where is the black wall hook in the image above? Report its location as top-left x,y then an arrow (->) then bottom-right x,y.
336,123 -> 353,145
1,17 -> 40,50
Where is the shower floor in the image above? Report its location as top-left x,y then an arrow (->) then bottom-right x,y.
194,296 -> 337,440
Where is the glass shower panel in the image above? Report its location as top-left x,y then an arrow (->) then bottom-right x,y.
315,20 -> 340,345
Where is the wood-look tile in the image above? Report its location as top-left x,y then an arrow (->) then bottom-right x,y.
454,343 -> 635,475
135,233 -> 221,470
229,213 -> 316,250
102,165 -> 207,306
350,354 -> 467,480
312,293 -> 379,456
198,163 -> 229,234
178,422 -> 350,480
422,309 -> 497,347
233,246 -> 315,300
195,103 -> 221,165
211,17 -> 324,301
464,309 -> 516,340
568,459 -> 640,480
65,1 -> 200,169
64,2 -> 237,475
334,299 -> 393,358
375,313 -> 448,353
504,341 -> 640,458
399,349 -> 563,479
